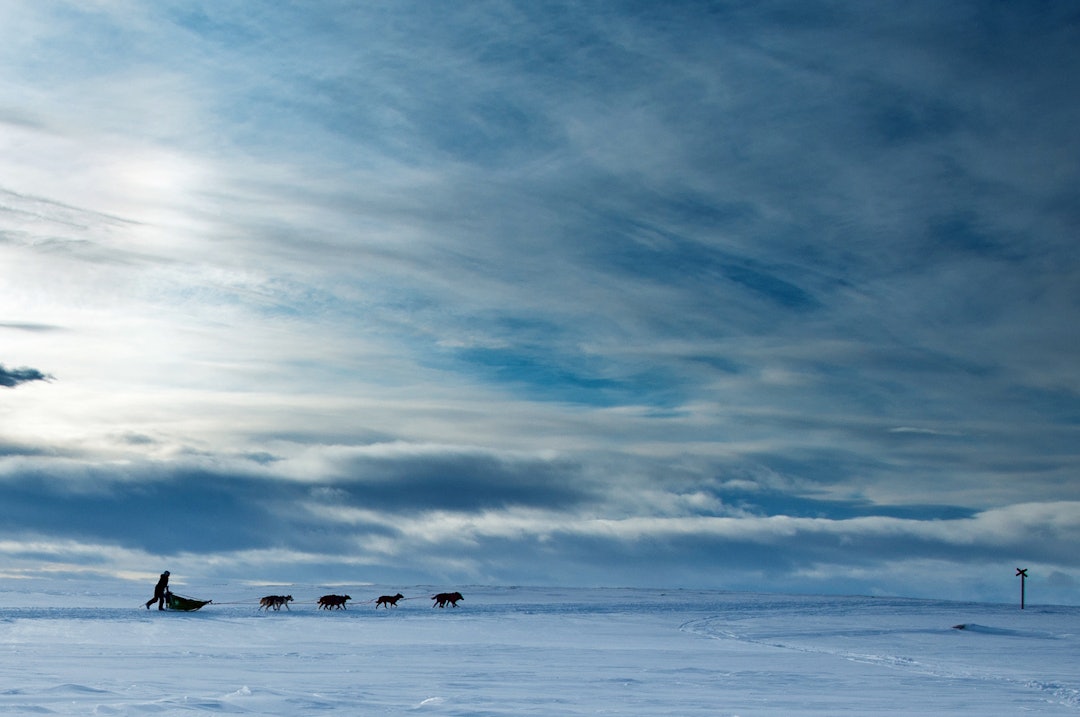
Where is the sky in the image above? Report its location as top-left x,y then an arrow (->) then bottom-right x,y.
1,0 -> 1078,604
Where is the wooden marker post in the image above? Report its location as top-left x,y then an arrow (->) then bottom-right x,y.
1016,567 -> 1028,610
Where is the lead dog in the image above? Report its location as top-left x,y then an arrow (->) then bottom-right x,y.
318,594 -> 351,610
259,595 -> 293,611
431,591 -> 463,608
375,593 -> 404,609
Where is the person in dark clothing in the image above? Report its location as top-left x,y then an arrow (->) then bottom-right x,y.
145,570 -> 170,610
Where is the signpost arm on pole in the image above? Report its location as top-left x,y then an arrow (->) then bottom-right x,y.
1016,568 -> 1027,610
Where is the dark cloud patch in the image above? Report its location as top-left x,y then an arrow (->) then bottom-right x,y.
719,262 -> 819,311
0,468 -> 290,553
546,530 -> 804,581
326,451 -> 594,513
508,513 -> 1080,589
923,213 -> 1014,261
744,446 -> 892,489
0,450 -> 596,556
0,322 -> 65,332
684,354 -> 742,374
0,364 -> 53,388
167,5 -> 262,45
719,486 -> 974,522
0,187 -> 135,234
0,108 -> 53,131
416,90 -> 561,167
422,308 -> 692,407
856,83 -> 968,148
117,432 -> 158,446
591,221 -> 819,315
0,441 -> 56,458
448,346 -> 684,408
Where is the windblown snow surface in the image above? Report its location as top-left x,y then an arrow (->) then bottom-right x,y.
1,584 -> 1077,715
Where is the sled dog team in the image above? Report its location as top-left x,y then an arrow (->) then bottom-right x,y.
256,591 -> 464,610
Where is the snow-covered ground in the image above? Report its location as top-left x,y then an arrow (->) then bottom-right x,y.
1,584 -> 1077,715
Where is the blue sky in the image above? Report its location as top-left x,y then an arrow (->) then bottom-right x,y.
2,1 -> 1078,604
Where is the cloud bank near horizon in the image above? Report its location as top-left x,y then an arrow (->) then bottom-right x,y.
1,1 -> 1078,604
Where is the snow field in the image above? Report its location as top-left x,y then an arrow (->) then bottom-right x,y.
1,586 -> 1077,715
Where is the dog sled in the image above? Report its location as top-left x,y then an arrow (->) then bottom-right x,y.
165,591 -> 212,611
